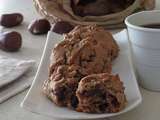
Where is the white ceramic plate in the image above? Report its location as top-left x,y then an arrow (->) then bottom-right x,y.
21,30 -> 142,120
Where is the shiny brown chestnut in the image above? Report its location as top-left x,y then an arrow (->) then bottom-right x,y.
0,13 -> 23,27
28,18 -> 51,35
51,21 -> 74,34
0,31 -> 22,52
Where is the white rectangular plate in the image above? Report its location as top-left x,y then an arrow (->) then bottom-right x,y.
21,30 -> 142,120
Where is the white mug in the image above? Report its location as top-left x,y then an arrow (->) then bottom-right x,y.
125,10 -> 160,91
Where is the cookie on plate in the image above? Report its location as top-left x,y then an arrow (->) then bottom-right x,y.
43,25 -> 121,112
49,25 -> 119,76
76,73 -> 127,113
43,64 -> 83,108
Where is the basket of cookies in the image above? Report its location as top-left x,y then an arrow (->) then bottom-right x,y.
33,0 -> 155,28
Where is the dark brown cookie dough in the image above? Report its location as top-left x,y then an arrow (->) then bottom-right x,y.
76,73 -> 127,113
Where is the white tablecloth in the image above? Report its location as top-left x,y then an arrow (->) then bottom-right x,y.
0,0 -> 160,120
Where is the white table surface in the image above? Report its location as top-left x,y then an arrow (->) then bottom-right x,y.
0,0 -> 160,120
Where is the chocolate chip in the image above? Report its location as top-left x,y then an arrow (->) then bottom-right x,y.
51,21 -> 74,34
0,13 -> 23,28
28,19 -> 51,35
0,31 -> 22,52
52,86 -> 67,101
70,95 -> 78,108
110,95 -> 119,107
99,103 -> 108,112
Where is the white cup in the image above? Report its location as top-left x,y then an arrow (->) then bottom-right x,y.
125,10 -> 160,91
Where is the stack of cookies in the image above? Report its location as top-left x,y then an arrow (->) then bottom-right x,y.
43,25 -> 127,113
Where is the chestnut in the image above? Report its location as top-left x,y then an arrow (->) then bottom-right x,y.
51,21 -> 74,34
0,13 -> 23,27
0,31 -> 22,52
28,18 -> 51,35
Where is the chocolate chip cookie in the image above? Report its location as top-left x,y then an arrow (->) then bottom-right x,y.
43,64 -> 83,108
49,25 -> 119,75
76,73 -> 127,113
43,25 -> 125,113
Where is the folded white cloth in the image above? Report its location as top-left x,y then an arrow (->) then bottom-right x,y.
0,55 -> 35,103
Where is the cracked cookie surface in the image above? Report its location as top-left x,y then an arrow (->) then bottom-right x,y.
49,25 -> 119,75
